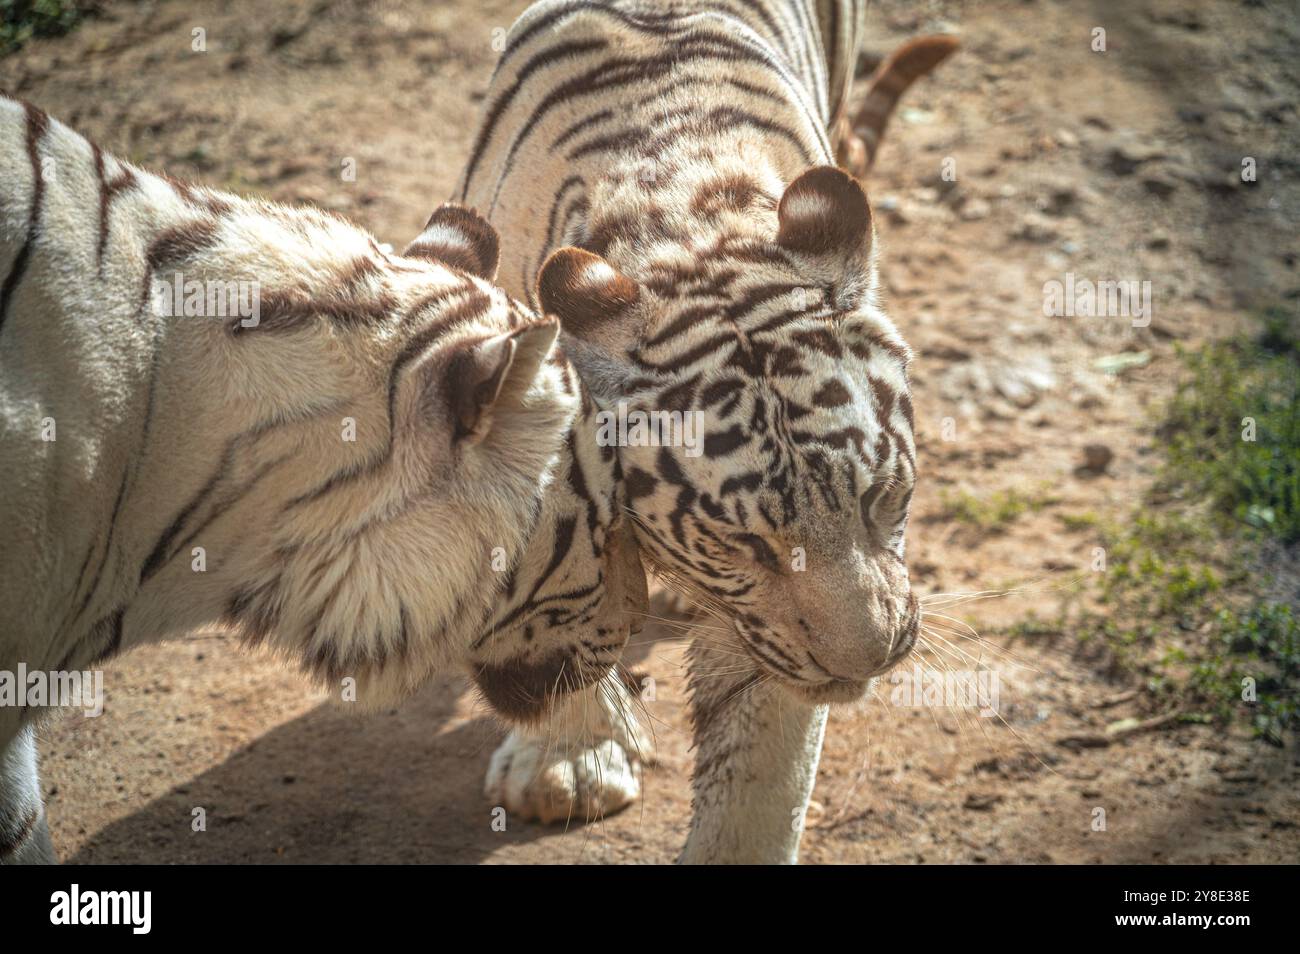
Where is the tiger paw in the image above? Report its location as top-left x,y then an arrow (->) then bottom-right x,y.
485,729 -> 643,824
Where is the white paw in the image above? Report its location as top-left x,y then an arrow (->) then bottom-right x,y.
485,730 -> 643,824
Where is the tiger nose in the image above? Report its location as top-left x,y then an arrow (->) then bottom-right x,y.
822,595 -> 918,679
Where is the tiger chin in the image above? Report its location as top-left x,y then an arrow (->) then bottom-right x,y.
0,98 -> 642,862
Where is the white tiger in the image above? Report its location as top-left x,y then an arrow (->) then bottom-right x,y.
452,0 -> 954,862
0,95 -> 645,863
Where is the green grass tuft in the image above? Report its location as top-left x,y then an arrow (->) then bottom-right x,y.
1,0 -> 97,57
939,486 -> 1059,532
1160,307 -> 1300,542
1190,603 -> 1300,746
1012,311 -> 1300,744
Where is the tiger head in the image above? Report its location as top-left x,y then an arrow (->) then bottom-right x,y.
537,165 -> 917,704
213,202 -> 645,718
404,205 -> 648,724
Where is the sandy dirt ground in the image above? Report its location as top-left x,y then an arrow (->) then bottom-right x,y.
2,0 -> 1298,863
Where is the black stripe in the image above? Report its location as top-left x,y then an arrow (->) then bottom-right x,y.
463,0 -> 700,195
489,34 -> 824,212
0,102 -> 48,336
0,806 -> 41,860
461,37 -> 609,198
0,240 -> 34,337
139,451 -> 230,584
89,607 -> 126,664
470,514 -> 580,649
67,468 -> 129,630
283,289 -> 489,512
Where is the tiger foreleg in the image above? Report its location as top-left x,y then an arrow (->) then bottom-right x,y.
0,725 -> 58,864
483,668 -> 652,825
679,639 -> 829,864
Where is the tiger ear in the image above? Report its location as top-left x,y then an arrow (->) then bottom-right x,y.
536,247 -> 641,353
776,165 -> 873,259
404,203 -> 500,281
441,319 -> 560,445
536,247 -> 643,400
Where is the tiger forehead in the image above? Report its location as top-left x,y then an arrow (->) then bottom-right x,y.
632,263 -> 880,350
636,237 -> 800,300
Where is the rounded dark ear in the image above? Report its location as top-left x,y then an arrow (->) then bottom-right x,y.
404,203 -> 500,281
776,166 -> 873,257
536,247 -> 640,347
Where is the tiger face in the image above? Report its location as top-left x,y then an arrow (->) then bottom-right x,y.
538,166 -> 917,704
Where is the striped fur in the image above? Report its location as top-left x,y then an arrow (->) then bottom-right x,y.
0,97 -> 640,861
406,207 -> 647,728
457,0 -> 932,860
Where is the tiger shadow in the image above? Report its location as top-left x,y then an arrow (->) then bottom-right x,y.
64,613 -> 686,865
65,672 -> 555,864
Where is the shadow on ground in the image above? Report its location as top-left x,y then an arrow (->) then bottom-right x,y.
66,674 -> 557,864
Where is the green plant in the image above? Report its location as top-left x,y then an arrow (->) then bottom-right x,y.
1017,312 -> 1300,743
1190,603 -> 1299,745
939,486 -> 1059,532
1160,307 -> 1300,543
1,0 -> 96,57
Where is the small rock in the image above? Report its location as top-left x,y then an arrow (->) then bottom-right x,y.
1013,212 -> 1058,243
993,377 -> 1037,409
921,338 -> 972,362
1093,351 -> 1151,375
991,361 -> 1054,409
960,197 -> 991,221
1020,366 -> 1057,392
1104,138 -> 1166,176
964,793 -> 1004,811
1147,230 -> 1171,250
1079,443 -> 1113,474
1141,171 -> 1178,197
1034,177 -> 1079,215
878,195 -> 909,225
